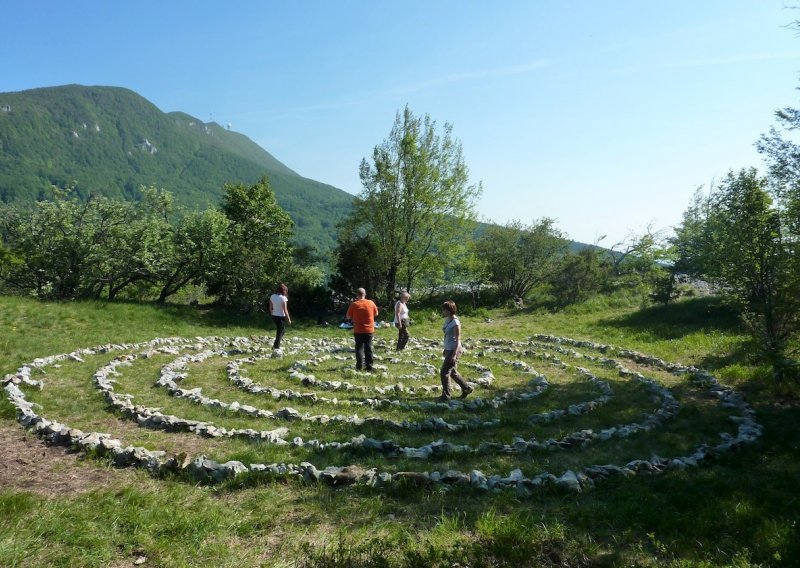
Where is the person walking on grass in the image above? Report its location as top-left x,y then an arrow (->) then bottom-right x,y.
438,300 -> 473,401
346,287 -> 379,372
269,283 -> 291,352
394,291 -> 411,351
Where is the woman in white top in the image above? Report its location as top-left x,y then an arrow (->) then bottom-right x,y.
269,283 -> 291,350
393,291 -> 411,351
438,300 -> 472,401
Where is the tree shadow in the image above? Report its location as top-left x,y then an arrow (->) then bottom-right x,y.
597,296 -> 743,340
160,303 -> 265,329
694,347 -> 755,374
139,301 -> 329,333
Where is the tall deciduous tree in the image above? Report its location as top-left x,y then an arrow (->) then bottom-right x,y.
759,104 -> 800,277
474,218 -> 568,302
0,180 -> 294,307
341,106 -> 481,303
674,169 -> 800,380
608,225 -> 666,279
758,106 -> 800,198
206,177 -> 294,310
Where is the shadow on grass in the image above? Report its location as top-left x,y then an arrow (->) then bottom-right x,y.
573,401 -> 800,565
155,302 -> 262,329
276,403 -> 800,566
598,296 -> 743,340
287,402 -> 800,566
695,345 -> 758,374
118,299 -> 328,333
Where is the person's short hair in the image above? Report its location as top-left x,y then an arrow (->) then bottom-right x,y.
356,287 -> 366,298
442,300 -> 457,315
276,283 -> 288,296
400,291 -> 410,300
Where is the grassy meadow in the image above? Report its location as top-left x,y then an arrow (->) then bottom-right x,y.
0,293 -> 798,567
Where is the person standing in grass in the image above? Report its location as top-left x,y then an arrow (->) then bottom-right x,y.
269,283 -> 291,352
394,291 -> 411,351
346,287 -> 379,371
439,300 -> 473,401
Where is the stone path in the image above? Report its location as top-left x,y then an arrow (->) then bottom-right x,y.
2,334 -> 762,494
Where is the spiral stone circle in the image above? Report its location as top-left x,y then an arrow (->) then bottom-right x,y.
2,333 -> 763,494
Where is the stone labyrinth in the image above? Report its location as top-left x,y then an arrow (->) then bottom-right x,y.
3,333 -> 762,494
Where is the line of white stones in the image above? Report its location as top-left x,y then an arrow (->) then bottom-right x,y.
3,336 -> 639,457
147,338 -> 631,450
2,334 -> 763,494
471,343 -> 663,427
154,348 -> 508,434
226,347 -> 545,411
229,339 -> 610,426
227,342 -> 620,445
129,340 -> 598,447
284,340 -> 445,393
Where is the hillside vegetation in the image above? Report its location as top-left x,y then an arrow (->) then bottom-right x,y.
0,84 -> 353,251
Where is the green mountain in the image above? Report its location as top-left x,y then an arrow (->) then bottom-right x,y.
0,84 -> 354,252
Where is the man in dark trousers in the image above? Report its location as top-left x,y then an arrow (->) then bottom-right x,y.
346,287 -> 379,371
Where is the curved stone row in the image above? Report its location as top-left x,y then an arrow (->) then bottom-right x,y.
88,339 -> 536,451
285,341 -> 446,391
470,342 -> 675,429
156,340 -> 744,458
97,349 -> 290,442
230,338 -> 607,424
227,349 -> 548,411
154,347 -> 508,434
7,336 -> 670,457
123,339 -> 619,448
230,353 -> 492,402
142,336 -> 647,453
245,337 -> 495,395
526,335 -> 756,415
2,334 -> 763,494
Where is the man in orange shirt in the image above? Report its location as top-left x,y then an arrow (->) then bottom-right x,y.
345,287 -> 379,372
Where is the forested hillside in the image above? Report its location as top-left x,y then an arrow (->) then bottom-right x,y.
0,84 -> 353,252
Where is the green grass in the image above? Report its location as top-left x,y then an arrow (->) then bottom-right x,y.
1,294 -> 798,567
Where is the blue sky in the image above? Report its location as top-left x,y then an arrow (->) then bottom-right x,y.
3,1 -> 800,245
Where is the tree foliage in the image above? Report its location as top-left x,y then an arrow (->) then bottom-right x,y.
154,207 -> 230,303
330,234 -> 383,301
473,218 -> 568,302
205,177 -> 294,311
673,169 -> 800,379
338,106 -> 481,303
758,106 -> 800,197
0,177 -> 297,309
550,246 -> 610,307
608,226 -> 666,279
0,186 -> 173,299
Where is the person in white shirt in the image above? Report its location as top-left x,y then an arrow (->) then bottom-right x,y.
393,291 -> 411,351
269,283 -> 291,350
439,300 -> 472,401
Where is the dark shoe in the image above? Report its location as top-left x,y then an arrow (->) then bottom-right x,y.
436,395 -> 450,403
459,386 -> 474,399
365,366 -> 374,372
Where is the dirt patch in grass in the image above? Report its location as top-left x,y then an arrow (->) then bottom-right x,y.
0,422 -> 136,496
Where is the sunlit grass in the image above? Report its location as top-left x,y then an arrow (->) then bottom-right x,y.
1,294 -> 797,567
